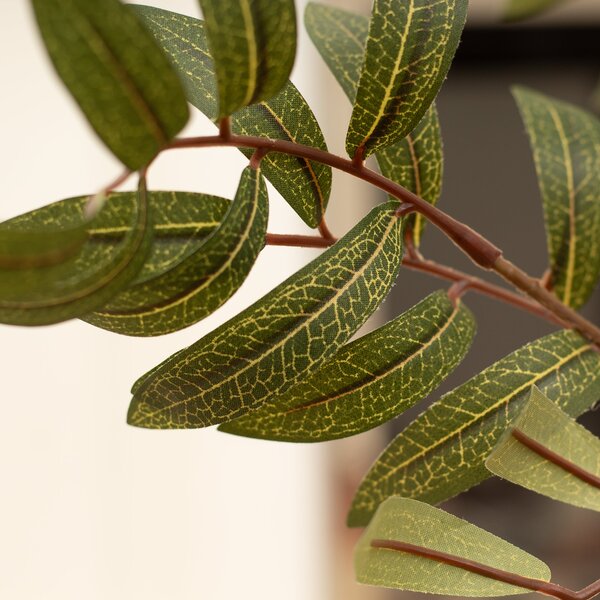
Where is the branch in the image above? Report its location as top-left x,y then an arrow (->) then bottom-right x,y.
167,134 -> 600,347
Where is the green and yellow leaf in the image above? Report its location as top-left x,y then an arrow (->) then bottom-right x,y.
345,0 -> 467,158
128,202 -> 405,429
348,330 -> 600,527
85,167 -> 268,336
504,0 -> 567,22
219,291 -> 475,442
356,497 -> 551,596
305,2 -> 443,244
0,177 -> 152,326
513,87 -> 600,309
31,0 -> 188,170
132,5 -> 330,228
198,0 -> 296,117
486,386 -> 600,512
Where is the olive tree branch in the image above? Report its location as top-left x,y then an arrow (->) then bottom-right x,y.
164,133 -> 600,346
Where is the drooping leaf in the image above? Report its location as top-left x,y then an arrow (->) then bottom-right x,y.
198,0 -> 296,117
0,223 -> 88,269
219,291 -> 475,442
486,387 -> 600,512
514,87 -> 600,309
504,0 -> 567,22
305,2 -> 443,244
356,497 -> 551,596
348,330 -> 600,527
85,167 -> 268,336
132,5 -> 330,228
31,0 -> 189,170
0,177 -> 152,326
345,0 -> 467,159
128,202 -> 405,429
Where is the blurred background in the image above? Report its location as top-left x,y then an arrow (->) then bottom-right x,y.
0,1 -> 598,599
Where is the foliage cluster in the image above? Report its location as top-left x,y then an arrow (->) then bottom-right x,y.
2,0 -> 600,596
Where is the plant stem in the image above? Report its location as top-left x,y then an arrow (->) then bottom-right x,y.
370,539 -> 600,600
167,133 -> 600,347
511,428 -> 600,489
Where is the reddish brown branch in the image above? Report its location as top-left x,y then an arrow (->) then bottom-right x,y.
511,428 -> 600,489
166,133 -> 600,347
265,233 -> 334,249
370,539 -> 600,600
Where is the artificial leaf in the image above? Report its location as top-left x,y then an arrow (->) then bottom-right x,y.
305,2 -> 443,244
486,387 -> 600,512
504,0 -> 567,22
0,177 -> 152,326
1,190 -> 229,286
132,5 -> 330,228
31,0 -> 189,170
198,0 -> 296,117
128,202 -> 405,429
356,497 -> 551,596
220,291 -> 475,442
86,167 -> 268,336
514,87 -> 600,309
345,0 -> 467,158
348,330 -> 600,527
0,223 -> 88,269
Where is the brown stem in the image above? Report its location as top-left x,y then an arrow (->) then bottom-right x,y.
511,428 -> 600,489
494,257 -> 600,347
167,134 -> 600,346
370,539 -> 600,600
168,134 -> 501,267
265,233 -> 334,249
318,218 -> 335,240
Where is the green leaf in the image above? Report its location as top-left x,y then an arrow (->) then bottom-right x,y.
1,190 -> 229,286
378,108 -> 443,246
504,0 -> 566,22
305,2 -> 443,244
132,5 -> 330,228
198,0 -> 296,118
486,387 -> 600,512
0,222 -> 88,269
513,87 -> 600,309
128,202 -> 405,429
345,0 -> 467,158
219,291 -> 475,442
0,177 -> 152,326
348,330 -> 600,527
31,0 -> 189,170
355,497 -> 551,596
85,167 -> 268,336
